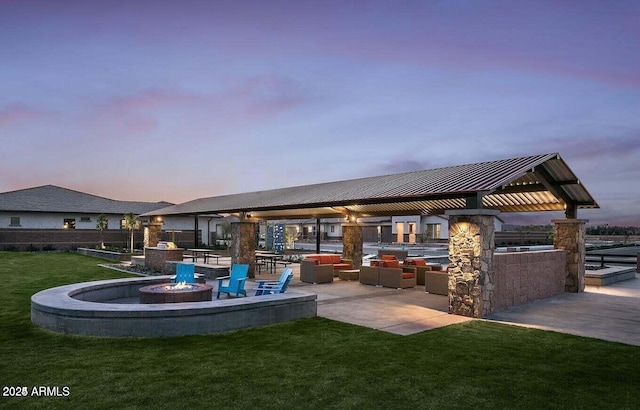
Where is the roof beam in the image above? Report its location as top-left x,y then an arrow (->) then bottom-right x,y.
465,192 -> 484,209
494,183 -> 547,194
532,166 -> 574,207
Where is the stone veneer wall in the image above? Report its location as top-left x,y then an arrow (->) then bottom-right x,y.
447,211 -> 497,318
553,219 -> 586,292
493,250 -> 566,310
144,223 -> 163,248
231,221 -> 256,278
342,223 -> 363,269
144,247 -> 184,273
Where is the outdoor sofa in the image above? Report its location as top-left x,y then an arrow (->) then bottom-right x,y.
376,249 -> 409,261
360,255 -> 416,289
403,258 -> 448,294
423,269 -> 449,295
359,265 -> 380,286
300,254 -> 353,284
403,258 -> 435,285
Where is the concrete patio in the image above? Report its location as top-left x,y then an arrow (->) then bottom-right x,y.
248,262 -> 640,345
119,254 -> 640,344
292,279 -> 472,335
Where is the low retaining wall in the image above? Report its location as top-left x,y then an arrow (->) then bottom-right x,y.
492,250 -> 566,311
76,247 -> 139,262
585,266 -> 637,286
31,276 -> 317,337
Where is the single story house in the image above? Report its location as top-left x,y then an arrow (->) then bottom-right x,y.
0,185 -> 202,250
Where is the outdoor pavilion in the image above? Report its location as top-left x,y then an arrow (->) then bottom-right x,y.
142,153 -> 598,318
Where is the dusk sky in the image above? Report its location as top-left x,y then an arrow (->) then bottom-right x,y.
2,1 -> 639,226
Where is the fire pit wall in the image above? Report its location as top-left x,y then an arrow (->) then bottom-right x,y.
492,250 -> 566,311
31,277 -> 317,338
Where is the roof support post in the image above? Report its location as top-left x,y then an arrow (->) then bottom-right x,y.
143,222 -> 162,248
445,209 -> 499,318
565,202 -> 577,219
231,220 -> 256,278
316,218 -> 321,254
342,222 -> 363,269
465,193 -> 482,209
553,219 -> 587,293
194,215 -> 199,247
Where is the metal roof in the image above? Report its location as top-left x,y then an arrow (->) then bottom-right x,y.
0,185 -> 173,215
142,153 -> 598,219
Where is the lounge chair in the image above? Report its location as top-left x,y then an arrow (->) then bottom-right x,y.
255,268 -> 293,296
172,263 -> 195,284
216,264 -> 249,298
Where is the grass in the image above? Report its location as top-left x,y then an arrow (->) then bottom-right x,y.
1,252 -> 639,409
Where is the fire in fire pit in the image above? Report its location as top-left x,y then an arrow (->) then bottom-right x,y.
139,282 -> 213,304
165,281 -> 196,291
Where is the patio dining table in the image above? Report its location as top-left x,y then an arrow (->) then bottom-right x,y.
187,249 -> 214,263
255,252 -> 283,274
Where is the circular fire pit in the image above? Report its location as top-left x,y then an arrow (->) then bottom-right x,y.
139,282 -> 213,304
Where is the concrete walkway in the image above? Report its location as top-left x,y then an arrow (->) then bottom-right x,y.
207,258 -> 640,345
485,274 -> 640,346
280,268 -> 640,345
294,280 -> 472,335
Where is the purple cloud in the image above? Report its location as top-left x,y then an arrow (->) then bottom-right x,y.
0,103 -> 45,127
225,74 -> 311,119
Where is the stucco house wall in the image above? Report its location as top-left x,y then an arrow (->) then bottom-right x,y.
0,185 -> 202,250
1,212 -> 126,230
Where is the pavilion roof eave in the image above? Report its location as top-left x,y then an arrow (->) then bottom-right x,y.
140,153 -> 598,220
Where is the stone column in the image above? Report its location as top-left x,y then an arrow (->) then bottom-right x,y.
231,221 -> 256,278
144,223 -> 163,248
446,210 -> 498,318
553,219 -> 587,292
342,223 -> 363,269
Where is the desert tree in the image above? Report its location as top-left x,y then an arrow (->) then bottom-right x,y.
96,214 -> 108,249
123,212 -> 139,252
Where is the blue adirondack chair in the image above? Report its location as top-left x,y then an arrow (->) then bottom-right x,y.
216,264 -> 249,298
173,263 -> 195,283
255,268 -> 294,296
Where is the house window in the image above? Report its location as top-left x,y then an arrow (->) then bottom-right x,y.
10,217 -> 21,227
425,223 -> 441,239
330,226 -> 335,233
63,219 -> 76,229
80,216 -> 91,223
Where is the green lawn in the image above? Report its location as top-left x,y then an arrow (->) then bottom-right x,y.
1,252 -> 639,409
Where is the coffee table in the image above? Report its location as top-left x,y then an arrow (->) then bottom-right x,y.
338,269 -> 360,281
